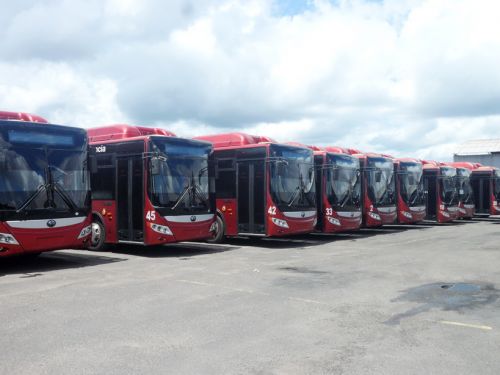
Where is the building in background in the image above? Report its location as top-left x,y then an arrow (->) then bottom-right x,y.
454,139 -> 500,168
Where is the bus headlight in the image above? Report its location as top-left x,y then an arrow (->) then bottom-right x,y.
401,211 -> 413,219
368,212 -> 381,221
0,232 -> 19,245
77,225 -> 92,239
327,216 -> 341,226
441,211 -> 450,218
151,223 -> 173,236
272,218 -> 289,228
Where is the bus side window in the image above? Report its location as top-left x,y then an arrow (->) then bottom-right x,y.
91,154 -> 116,200
216,159 -> 236,199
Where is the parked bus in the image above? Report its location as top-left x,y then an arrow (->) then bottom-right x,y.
315,146 -> 362,232
193,133 -> 316,242
350,152 -> 397,227
445,163 -> 475,219
451,162 -> 499,216
88,124 -> 216,251
394,158 -> 426,224
422,161 -> 459,223
0,111 -> 91,257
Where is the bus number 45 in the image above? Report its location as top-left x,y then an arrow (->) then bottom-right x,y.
146,211 -> 156,221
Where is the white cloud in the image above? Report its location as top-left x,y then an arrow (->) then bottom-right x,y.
1,0 -> 500,161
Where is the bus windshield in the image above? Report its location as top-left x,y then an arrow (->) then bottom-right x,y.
269,144 -> 315,211
455,168 -> 474,204
326,154 -> 360,209
149,137 -> 212,215
440,167 -> 458,205
399,162 -> 424,206
367,157 -> 395,206
0,122 -> 89,216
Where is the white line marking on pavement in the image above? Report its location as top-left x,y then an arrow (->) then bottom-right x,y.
439,320 -> 493,331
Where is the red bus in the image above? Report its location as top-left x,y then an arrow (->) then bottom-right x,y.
0,111 -> 92,257
88,125 -> 216,250
451,162 -> 499,216
394,158 -> 426,224
314,146 -> 362,232
444,163 -> 475,219
351,152 -> 397,227
422,161 -> 459,223
193,133 -> 316,242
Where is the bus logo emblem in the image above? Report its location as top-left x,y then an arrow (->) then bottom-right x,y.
190,216 -> 197,222
47,219 -> 56,228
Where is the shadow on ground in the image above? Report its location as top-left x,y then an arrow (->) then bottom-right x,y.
111,242 -> 241,258
0,251 -> 125,278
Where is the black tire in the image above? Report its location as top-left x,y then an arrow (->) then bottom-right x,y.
88,219 -> 107,251
207,215 -> 225,244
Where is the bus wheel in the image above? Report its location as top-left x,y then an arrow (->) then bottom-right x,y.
89,220 -> 107,251
207,216 -> 225,244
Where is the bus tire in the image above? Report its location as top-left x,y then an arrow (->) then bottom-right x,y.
207,215 -> 225,244
89,219 -> 107,252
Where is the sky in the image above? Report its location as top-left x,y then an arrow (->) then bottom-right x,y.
1,0 -> 500,160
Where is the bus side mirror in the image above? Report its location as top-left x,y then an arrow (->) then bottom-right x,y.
151,158 -> 161,175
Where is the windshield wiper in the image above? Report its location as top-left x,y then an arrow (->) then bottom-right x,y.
53,183 -> 79,212
171,171 -> 208,210
16,184 -> 46,214
171,183 -> 193,210
287,186 -> 301,207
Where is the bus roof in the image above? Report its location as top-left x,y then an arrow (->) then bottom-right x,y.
194,132 -> 276,149
87,124 -> 176,143
0,110 -> 48,123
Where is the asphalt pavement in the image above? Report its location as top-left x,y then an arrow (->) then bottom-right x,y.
1,219 -> 500,374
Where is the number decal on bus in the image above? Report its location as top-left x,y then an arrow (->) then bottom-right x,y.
268,206 -> 276,215
95,145 -> 106,153
325,208 -> 333,216
146,211 -> 156,221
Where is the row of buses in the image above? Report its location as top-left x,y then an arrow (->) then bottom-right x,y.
1,111 -> 499,258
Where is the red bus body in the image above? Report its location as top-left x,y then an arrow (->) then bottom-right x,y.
194,133 -> 316,241
450,162 -> 500,216
394,158 -> 426,224
88,125 -> 216,249
422,161 -> 459,223
0,112 -> 92,257
313,147 -> 362,233
351,153 -> 397,227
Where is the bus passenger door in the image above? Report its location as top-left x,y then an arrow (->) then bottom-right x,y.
424,175 -> 437,220
237,161 -> 266,234
116,155 -> 144,242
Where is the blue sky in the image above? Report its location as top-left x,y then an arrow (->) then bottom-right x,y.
1,0 -> 500,161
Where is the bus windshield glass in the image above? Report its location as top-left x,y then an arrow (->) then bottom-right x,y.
367,157 -> 395,206
455,168 -> 474,204
0,122 -> 89,215
149,137 -> 212,215
326,154 -> 360,209
399,162 -> 424,206
440,167 -> 458,205
269,144 -> 315,211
